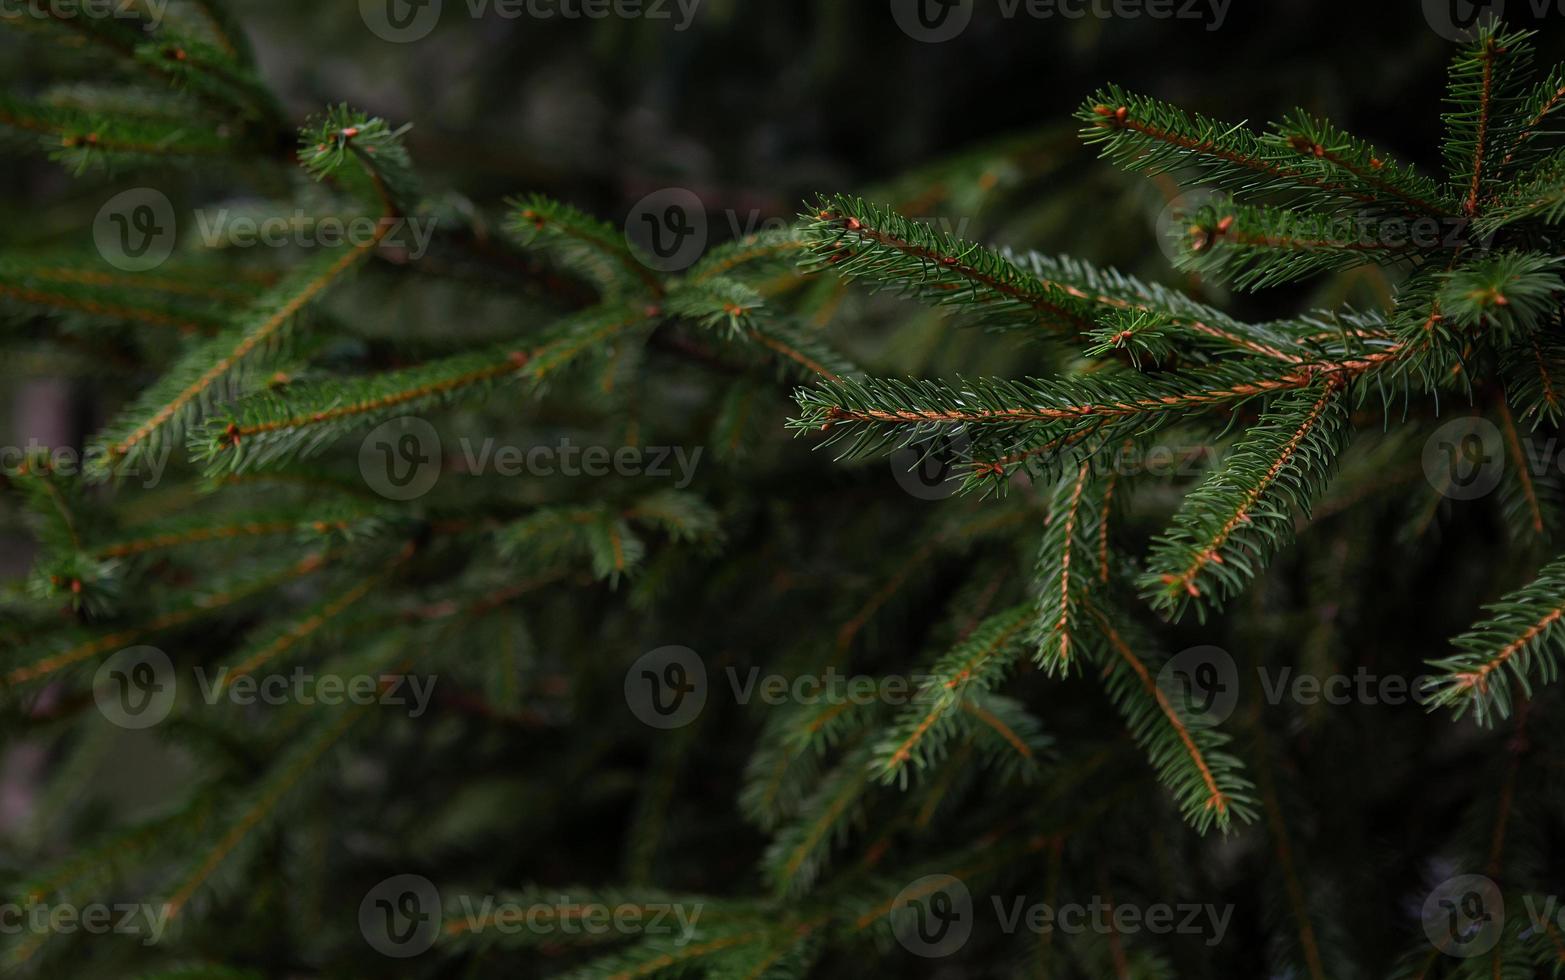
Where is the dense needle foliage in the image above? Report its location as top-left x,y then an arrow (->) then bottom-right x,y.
4,6 -> 1565,978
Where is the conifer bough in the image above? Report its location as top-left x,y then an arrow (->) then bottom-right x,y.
5,8 -> 1565,977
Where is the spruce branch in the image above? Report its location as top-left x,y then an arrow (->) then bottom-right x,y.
1007,250 -> 1315,362
687,227 -> 807,285
1494,395 -> 1561,541
800,194 -> 1097,335
1443,24 -> 1536,217
1476,148 -> 1565,232
1503,329 -> 1565,427
76,108 -> 413,479
0,256 -> 254,334
1092,607 -> 1256,833
2,796 -> 221,970
299,105 -> 419,217
206,543 -> 414,694
1498,62 -> 1565,175
1426,554 -> 1565,725
91,503 -> 387,560
1032,462 -> 1107,672
158,707 -> 367,922
558,926 -> 783,980
507,194 -> 664,299
793,352 -> 1389,470
191,342 -> 529,473
20,7 -> 283,126
0,94 -> 236,172
804,195 -> 1321,362
870,604 -> 1034,787
1169,199 -> 1417,292
7,259 -> 264,302
1435,251 -> 1564,343
1271,108 -> 1456,219
741,700 -> 873,833
763,745 -> 875,898
959,694 -> 1050,782
0,552 -> 330,689
88,237 -> 385,480
0,278 -> 220,335
1141,383 -> 1351,622
497,494 -> 720,586
664,277 -> 857,381
1078,87 -> 1381,215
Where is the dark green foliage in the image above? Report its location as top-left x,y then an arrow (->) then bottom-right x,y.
8,6 -> 1565,979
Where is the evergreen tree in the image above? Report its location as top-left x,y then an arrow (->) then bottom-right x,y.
3,6 -> 1565,978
